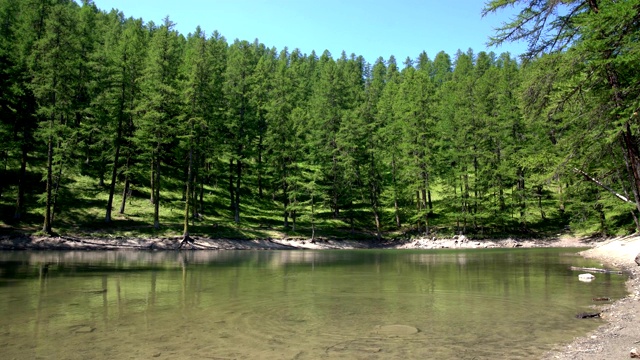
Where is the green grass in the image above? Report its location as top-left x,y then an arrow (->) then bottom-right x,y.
1,166 -> 633,240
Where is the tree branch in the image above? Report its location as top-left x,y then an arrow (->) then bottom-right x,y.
574,168 -> 635,204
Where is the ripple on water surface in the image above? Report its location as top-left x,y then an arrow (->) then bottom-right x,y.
0,249 -> 628,359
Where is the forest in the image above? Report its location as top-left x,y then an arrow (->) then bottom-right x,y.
1,0 -> 639,241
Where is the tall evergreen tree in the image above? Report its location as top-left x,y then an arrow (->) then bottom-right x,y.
377,55 -> 402,228
134,16 -> 182,229
30,2 -> 81,234
485,0 -> 640,231
179,25 -> 213,242
95,15 -> 147,222
223,39 -> 258,223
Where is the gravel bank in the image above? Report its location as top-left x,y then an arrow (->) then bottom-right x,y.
543,235 -> 640,359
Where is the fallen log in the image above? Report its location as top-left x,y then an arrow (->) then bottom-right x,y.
570,266 -> 623,275
592,297 -> 611,302
575,312 -> 601,319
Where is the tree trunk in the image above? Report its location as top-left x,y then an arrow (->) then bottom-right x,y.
153,158 -> 160,229
258,133 -> 263,198
150,157 -> 155,205
283,178 -> 289,229
198,169 -> 205,217
119,152 -> 131,214
517,167 -> 526,221
422,188 -> 429,235
373,207 -> 381,241
183,139 -> 193,240
43,129 -> 53,234
50,145 -> 65,225
105,142 -> 121,223
120,177 -> 130,214
310,194 -> 316,241
416,190 -> 421,233
292,208 -> 296,232
14,143 -> 28,220
392,156 -> 400,228
622,124 -> 640,230
234,158 -> 241,223
229,159 -> 235,211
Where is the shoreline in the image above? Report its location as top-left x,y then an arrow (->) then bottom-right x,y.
1,233 -> 639,359
543,235 -> 640,359
0,233 -> 600,251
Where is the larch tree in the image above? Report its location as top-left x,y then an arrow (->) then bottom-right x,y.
30,2 -> 81,234
179,26 -> 213,243
96,14 -> 147,222
484,0 -> 640,232
7,0 -> 55,221
135,16 -> 182,229
361,57 -> 389,239
308,51 -> 349,219
376,56 -> 402,228
262,48 -> 295,228
223,39 -> 258,224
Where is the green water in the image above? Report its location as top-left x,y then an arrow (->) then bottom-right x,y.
0,248 -> 629,359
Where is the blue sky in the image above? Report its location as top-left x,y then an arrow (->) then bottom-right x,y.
89,0 -> 527,64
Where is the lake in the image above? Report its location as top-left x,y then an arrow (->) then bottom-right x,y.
0,248 -> 628,359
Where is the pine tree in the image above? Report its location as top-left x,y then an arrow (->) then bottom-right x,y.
94,14 -> 147,222
179,25 -> 214,242
30,2 -> 81,234
135,16 -> 182,229
377,56 -> 402,228
359,57 -> 388,239
223,39 -> 258,223
4,0 -> 53,221
485,0 -> 640,231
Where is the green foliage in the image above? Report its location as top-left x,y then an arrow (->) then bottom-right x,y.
2,0 -> 640,239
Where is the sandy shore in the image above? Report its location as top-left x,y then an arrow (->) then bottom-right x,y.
543,235 -> 640,359
1,233 -> 639,358
0,233 -> 600,251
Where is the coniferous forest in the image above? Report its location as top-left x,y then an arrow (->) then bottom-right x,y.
1,0 -> 640,240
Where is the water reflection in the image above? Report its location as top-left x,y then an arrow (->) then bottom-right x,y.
0,249 -> 629,359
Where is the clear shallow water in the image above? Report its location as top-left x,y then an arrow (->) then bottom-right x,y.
0,248 -> 629,359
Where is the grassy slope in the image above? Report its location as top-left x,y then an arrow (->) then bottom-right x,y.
0,167 -> 635,240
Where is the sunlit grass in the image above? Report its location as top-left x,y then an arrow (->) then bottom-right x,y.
2,164 -> 631,239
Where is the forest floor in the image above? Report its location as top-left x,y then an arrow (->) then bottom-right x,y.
1,232 -> 639,358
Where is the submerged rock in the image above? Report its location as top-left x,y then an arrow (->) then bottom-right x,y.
575,312 -> 601,319
373,324 -> 419,336
578,273 -> 595,282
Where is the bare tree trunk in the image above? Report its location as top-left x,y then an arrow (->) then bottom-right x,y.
392,156 -> 400,228
416,190 -> 421,233
292,208 -> 297,232
120,178 -> 130,214
622,124 -> 640,231
105,142 -> 121,223
234,159 -> 241,223
310,194 -> 316,242
182,142 -> 193,240
373,208 -> 381,241
119,153 -> 131,214
14,144 -> 28,220
150,157 -> 155,205
422,188 -> 429,235
153,158 -> 160,229
229,159 -> 235,212
43,129 -> 53,234
258,133 -> 263,198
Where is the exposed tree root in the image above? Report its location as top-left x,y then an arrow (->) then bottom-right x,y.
178,235 -> 194,249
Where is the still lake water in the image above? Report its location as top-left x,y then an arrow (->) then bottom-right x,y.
0,248 -> 629,359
